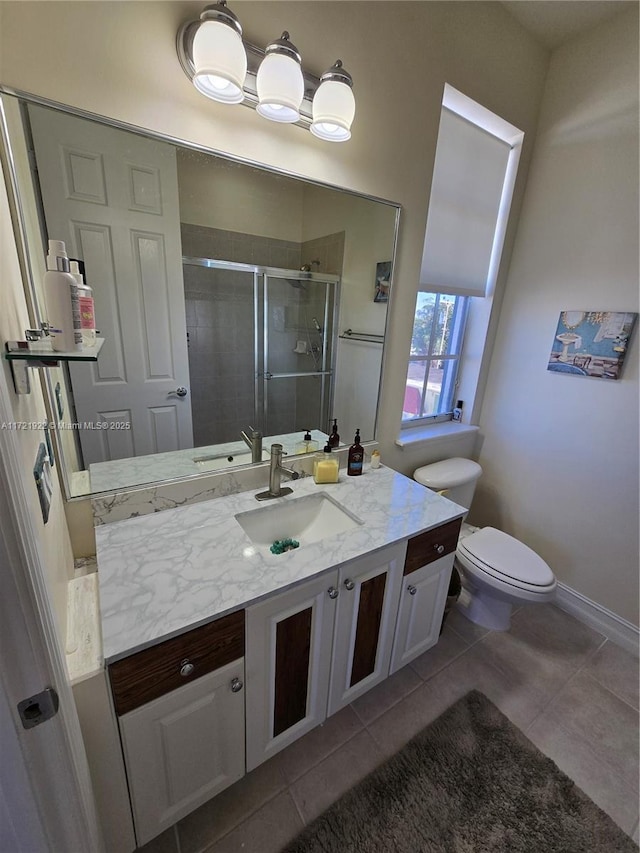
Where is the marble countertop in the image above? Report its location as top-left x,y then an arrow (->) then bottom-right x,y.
89,429 -> 329,493
96,465 -> 466,663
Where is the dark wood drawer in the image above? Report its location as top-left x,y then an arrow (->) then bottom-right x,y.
403,518 -> 462,576
109,610 -> 245,715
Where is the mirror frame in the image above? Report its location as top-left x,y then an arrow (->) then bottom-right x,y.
0,85 -> 401,502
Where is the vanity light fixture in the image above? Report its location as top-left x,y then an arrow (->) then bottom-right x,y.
256,32 -> 304,123
190,1 -> 247,104
310,61 -> 355,142
177,3 -> 356,141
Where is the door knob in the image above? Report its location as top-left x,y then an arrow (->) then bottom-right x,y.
169,386 -> 188,398
344,579 -> 355,591
434,544 -> 445,555
230,677 -> 243,693
407,585 -> 417,596
327,586 -> 339,599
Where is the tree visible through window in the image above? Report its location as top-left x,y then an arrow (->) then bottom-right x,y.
403,293 -> 468,422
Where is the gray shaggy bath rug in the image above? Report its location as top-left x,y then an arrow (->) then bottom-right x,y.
282,690 -> 637,852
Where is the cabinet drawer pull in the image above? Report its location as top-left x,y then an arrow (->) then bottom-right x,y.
180,659 -> 195,677
407,585 -> 417,596
344,579 -> 355,591
327,586 -> 339,599
230,677 -> 243,693
434,544 -> 445,555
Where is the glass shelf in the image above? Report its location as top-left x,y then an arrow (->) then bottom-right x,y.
5,338 -> 105,363
5,338 -> 105,395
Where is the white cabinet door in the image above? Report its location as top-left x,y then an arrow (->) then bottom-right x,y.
119,659 -> 245,847
390,555 -> 454,674
327,542 -> 406,716
245,570 -> 339,772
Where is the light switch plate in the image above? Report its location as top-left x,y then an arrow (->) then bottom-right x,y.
33,443 -> 52,524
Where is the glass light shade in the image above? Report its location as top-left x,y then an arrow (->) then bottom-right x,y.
256,53 -> 304,123
192,20 -> 247,104
311,80 -> 355,142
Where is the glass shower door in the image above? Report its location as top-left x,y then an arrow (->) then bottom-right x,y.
261,271 -> 338,438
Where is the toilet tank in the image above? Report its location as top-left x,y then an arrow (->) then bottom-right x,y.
413,457 -> 482,509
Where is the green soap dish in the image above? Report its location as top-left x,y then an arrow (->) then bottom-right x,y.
270,538 -> 300,555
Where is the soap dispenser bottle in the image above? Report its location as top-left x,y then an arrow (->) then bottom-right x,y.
328,419 -> 340,448
313,443 -> 339,484
347,429 -> 364,476
295,429 -> 319,454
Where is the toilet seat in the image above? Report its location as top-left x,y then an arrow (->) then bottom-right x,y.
456,527 -> 556,596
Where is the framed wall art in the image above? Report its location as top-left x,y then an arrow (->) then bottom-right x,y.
547,311 -> 638,379
374,261 -> 391,303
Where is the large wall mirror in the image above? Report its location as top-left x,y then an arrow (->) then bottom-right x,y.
1,92 -> 400,498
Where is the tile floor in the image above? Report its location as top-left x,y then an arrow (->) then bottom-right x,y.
139,604 -> 639,853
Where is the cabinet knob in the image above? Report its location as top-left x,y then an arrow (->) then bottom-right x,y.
344,579 -> 355,591
180,659 -> 195,677
230,677 -> 243,693
327,586 -> 339,599
434,544 -> 445,555
407,585 -> 417,596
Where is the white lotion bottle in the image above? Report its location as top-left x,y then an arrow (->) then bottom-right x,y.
70,260 -> 96,348
45,240 -> 82,352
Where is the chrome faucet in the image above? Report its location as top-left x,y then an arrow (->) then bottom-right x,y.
240,426 -> 263,463
255,444 -> 299,501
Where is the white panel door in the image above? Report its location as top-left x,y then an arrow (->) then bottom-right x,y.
29,105 -> 193,465
119,660 -> 245,847
389,556 -> 454,674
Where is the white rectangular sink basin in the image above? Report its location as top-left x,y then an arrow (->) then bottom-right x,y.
194,449 -> 269,471
235,492 -> 363,552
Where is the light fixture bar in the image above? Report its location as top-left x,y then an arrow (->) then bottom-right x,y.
177,20 -> 321,129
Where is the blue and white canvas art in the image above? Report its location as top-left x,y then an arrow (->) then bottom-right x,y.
548,311 -> 637,379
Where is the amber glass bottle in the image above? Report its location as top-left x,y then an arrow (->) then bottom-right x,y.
328,419 -> 340,448
347,429 -> 363,476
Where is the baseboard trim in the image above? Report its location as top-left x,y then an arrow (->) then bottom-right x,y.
554,583 -> 639,656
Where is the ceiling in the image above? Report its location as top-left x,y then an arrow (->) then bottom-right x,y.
500,1 -> 636,49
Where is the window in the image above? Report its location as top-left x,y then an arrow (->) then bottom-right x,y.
403,293 -> 468,423
401,85 -> 524,431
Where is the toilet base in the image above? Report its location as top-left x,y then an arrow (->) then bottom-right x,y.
457,585 -> 514,631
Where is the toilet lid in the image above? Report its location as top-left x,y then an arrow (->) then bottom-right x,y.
457,527 -> 555,587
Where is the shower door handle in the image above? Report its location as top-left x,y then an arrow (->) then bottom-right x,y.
263,372 -> 273,380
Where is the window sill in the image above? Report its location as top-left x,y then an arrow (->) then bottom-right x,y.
395,422 -> 479,450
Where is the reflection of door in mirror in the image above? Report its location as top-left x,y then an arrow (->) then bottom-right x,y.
29,105 -> 193,466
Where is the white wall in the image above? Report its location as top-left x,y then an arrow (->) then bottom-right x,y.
475,7 -> 639,625
0,154 -> 75,645
301,185 -> 396,440
177,150 -> 304,240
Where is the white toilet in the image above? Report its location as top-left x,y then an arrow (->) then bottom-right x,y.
414,457 -> 556,631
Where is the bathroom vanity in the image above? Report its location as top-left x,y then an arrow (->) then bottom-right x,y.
90,467 -> 464,847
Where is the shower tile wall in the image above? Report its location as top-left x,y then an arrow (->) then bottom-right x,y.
181,223 -> 342,445
181,223 -> 301,270
301,232 -> 345,277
